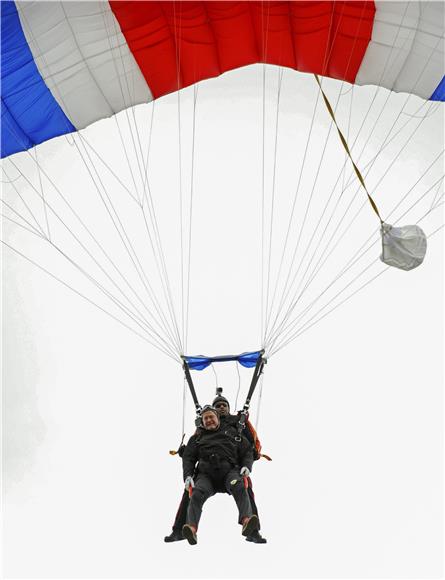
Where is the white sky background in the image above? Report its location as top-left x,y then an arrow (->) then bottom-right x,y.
2,65 -> 444,578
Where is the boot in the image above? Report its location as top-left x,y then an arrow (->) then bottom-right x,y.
246,529 -> 267,543
164,529 -> 185,543
241,514 -> 259,537
182,524 -> 198,545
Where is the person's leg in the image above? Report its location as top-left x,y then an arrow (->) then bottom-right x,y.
185,475 -> 214,530
246,479 -> 267,543
224,470 -> 253,524
164,490 -> 189,542
247,480 -> 259,520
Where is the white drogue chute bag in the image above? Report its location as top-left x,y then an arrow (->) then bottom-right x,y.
380,223 -> 427,271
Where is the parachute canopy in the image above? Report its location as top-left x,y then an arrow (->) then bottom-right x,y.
2,0 -> 444,157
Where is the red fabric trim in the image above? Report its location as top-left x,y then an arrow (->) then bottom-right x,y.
109,1 -> 375,99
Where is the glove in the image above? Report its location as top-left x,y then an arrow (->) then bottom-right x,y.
184,476 -> 194,491
240,467 -> 250,477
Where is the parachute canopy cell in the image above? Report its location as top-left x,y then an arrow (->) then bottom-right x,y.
184,351 -> 263,371
2,0 -> 444,158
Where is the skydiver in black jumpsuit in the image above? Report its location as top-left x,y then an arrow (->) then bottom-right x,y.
164,394 -> 267,543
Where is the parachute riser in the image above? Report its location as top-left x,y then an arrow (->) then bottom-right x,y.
237,353 -> 266,438
181,357 -> 202,425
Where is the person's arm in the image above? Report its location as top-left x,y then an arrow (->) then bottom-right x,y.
182,435 -> 199,480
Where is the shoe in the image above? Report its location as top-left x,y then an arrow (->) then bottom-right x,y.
241,515 -> 259,537
164,530 -> 185,543
246,530 -> 267,543
182,524 -> 198,545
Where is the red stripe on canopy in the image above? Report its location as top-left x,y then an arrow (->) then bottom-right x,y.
109,1 -> 375,99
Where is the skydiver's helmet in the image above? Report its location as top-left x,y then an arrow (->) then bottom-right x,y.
201,404 -> 219,416
212,389 -> 230,415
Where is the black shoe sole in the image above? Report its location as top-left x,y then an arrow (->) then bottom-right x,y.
242,515 -> 259,537
182,525 -> 197,545
246,535 -> 267,543
164,535 -> 185,543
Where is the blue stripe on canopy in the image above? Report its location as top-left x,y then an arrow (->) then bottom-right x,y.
1,1 -> 75,158
184,351 -> 263,371
430,76 -> 445,102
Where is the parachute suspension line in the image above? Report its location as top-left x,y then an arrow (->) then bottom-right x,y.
262,0 -> 350,349
260,63 -> 266,346
235,362 -> 242,411
342,85 -> 354,194
293,103 -> 434,317
6,157 -> 179,358
141,101 -> 156,211
100,4 -> 147,203
260,1 -> 272,347
262,80 -> 322,349
102,8 -> 184,355
1,241 -> 178,362
74,133 -> 183,354
1,197 -> 46,238
13,5 -> 183,355
3,169 -> 46,238
76,134 -> 139,204
47,240 -> 179,360
24,2 -> 142,211
272,217 -> 444,356
334,11 -> 442,208
263,67 -> 285,346
172,0 -> 186,354
101,3 -> 150,201
2,169 -> 179,357
33,147 -> 51,240
280,107 -> 442,336
264,77 -> 346,346
430,178 -> 444,211
71,136 -> 182,352
3,20 -> 182,360
267,163 -> 444,355
263,2 -> 416,350
1,169 -> 48,238
341,32 -> 444,195
264,47 -> 440,352
271,223 -> 445,356
290,96 -> 437,324
1,213 -> 45,239
2,198 -> 169,352
266,32 -> 437,354
269,174 -> 444,356
184,84 -> 199,353
337,1 -> 412,191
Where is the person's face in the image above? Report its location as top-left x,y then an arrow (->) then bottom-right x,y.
202,411 -> 219,430
214,401 -> 230,416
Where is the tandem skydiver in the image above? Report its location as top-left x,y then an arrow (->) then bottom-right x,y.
180,405 -> 258,545
164,392 -> 267,544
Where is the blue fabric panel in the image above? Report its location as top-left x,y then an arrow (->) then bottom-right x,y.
430,76 -> 445,102
1,97 -> 32,156
1,1 -> 75,158
237,351 -> 263,368
185,351 -> 262,371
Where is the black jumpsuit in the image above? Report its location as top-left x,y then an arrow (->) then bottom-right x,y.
168,415 -> 262,533
182,421 -> 254,528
